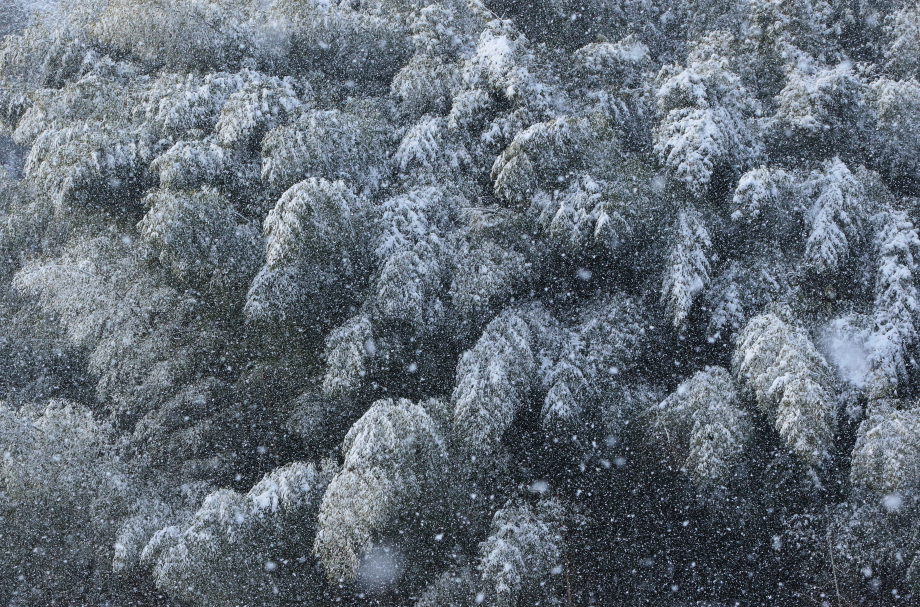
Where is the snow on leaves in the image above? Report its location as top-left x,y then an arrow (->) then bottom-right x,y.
654,52 -> 761,195
150,137 -> 227,191
1,401 -> 124,604
885,6 -> 920,80
262,178 -> 362,271
395,115 -> 471,180
730,165 -> 795,226
803,158 -> 868,276
322,314 -> 375,401
648,366 -> 751,486
851,405 -> 920,498
448,235 -> 531,327
313,398 -> 447,584
478,499 -> 566,607
260,108 -> 390,194
734,311 -> 836,467
391,55 -> 460,120
530,174 -> 610,254
246,177 -> 370,321
214,74 -> 305,149
869,78 -> 920,188
543,295 -> 648,434
4,0 -> 920,604
452,309 -> 536,456
139,187 -> 261,298
143,461 -> 334,607
491,116 -> 594,206
23,121 -> 153,211
13,235 -> 224,414
662,205 -> 712,330
92,0 -> 252,71
141,71 -> 245,138
769,60 -> 869,157
864,210 -> 920,399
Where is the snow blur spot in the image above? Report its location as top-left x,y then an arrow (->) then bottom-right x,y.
576,268 -> 592,280
407,362 -> 418,373
820,317 -> 869,387
357,545 -> 403,593
772,535 -> 782,550
364,337 -> 377,356
883,493 -> 903,512
529,480 -> 550,494
264,560 -> 277,572
550,565 -> 563,575
475,592 -> 485,604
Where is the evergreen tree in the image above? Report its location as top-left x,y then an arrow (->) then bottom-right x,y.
865,209 -> 920,399
654,43 -> 762,196
0,400 -> 126,606
662,205 -> 712,329
451,309 -> 536,457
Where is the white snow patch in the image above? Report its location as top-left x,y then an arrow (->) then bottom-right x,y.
477,35 -> 514,74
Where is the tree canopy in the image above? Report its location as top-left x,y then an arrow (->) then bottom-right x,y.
2,0 -> 920,605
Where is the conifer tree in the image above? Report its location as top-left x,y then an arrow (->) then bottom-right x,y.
865,209 -> 920,399
662,205 -> 712,329
0,400 -> 126,606
452,309 -> 536,457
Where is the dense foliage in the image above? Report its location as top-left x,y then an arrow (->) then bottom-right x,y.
1,0 -> 920,605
